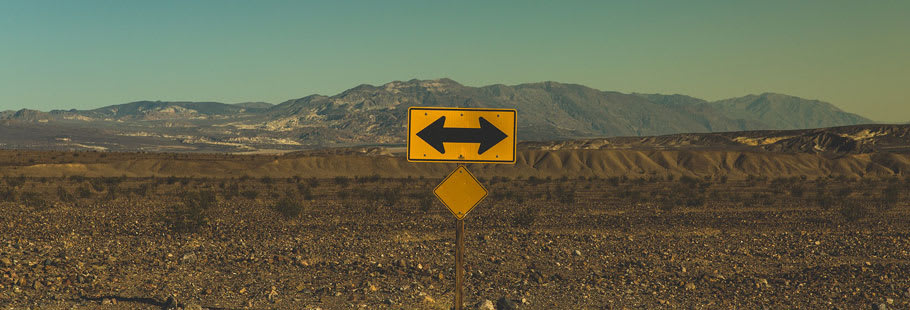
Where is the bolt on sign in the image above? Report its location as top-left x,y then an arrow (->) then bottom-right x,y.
407,107 -> 517,164
406,106 -> 517,310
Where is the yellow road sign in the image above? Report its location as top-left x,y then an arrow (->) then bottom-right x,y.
408,107 -> 516,164
434,166 -> 488,220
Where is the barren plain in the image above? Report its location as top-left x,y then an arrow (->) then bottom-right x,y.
1,125 -> 910,309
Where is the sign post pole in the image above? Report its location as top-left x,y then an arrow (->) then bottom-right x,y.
455,217 -> 464,310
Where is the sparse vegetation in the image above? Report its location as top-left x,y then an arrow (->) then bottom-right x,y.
513,204 -> 540,228
272,193 -> 305,219
839,199 -> 870,222
165,190 -> 218,233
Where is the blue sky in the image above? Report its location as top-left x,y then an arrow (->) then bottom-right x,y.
1,1 -> 907,122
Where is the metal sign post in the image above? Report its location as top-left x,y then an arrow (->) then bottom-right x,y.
455,217 -> 465,309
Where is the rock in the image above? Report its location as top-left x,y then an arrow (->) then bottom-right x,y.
886,298 -> 894,305
268,286 -> 279,302
101,298 -> 113,305
574,250 -> 582,256
875,303 -> 887,310
685,282 -> 696,290
184,303 -> 204,310
0,257 -> 11,267
164,295 -> 178,309
496,297 -> 517,310
476,299 -> 495,310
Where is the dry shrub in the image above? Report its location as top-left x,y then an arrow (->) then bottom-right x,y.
20,191 -> 50,211
56,186 -> 74,203
513,204 -> 540,228
166,190 -> 217,233
241,190 -> 259,200
839,199 -> 870,222
75,184 -> 93,199
273,193 -> 305,219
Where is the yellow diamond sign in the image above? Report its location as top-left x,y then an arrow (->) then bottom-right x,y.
434,166 -> 488,220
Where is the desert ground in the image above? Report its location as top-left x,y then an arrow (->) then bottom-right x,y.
1,147 -> 909,309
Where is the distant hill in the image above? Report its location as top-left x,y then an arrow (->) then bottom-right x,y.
4,124 -> 909,180
66,101 -> 250,121
232,102 -> 273,109
0,79 -> 877,152
707,93 -> 871,129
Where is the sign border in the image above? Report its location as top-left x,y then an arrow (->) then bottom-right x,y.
433,165 -> 488,220
407,107 -> 517,164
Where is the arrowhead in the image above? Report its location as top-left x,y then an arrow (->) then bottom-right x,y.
417,116 -> 447,154
477,117 -> 507,155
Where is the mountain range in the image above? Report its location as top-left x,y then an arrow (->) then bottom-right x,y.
0,79 -> 874,152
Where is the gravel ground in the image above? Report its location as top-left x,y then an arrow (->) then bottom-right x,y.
1,177 -> 909,309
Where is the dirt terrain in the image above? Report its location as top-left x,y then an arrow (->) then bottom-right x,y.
1,167 -> 909,309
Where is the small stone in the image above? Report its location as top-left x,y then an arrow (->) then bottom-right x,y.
886,298 -> 894,305
164,295 -> 178,309
876,303 -> 888,310
422,295 -> 435,303
184,304 -> 203,310
685,283 -> 696,290
574,250 -> 582,256
369,284 -> 378,292
496,297 -> 517,310
0,257 -> 11,267
101,298 -> 113,305
268,286 -> 279,302
477,299 -> 495,310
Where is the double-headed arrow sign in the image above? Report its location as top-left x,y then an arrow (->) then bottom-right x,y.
417,116 -> 507,155
407,107 -> 516,163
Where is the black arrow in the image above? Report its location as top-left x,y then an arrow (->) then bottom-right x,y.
416,116 -> 508,155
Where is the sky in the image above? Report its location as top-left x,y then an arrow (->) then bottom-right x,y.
1,1 -> 907,122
